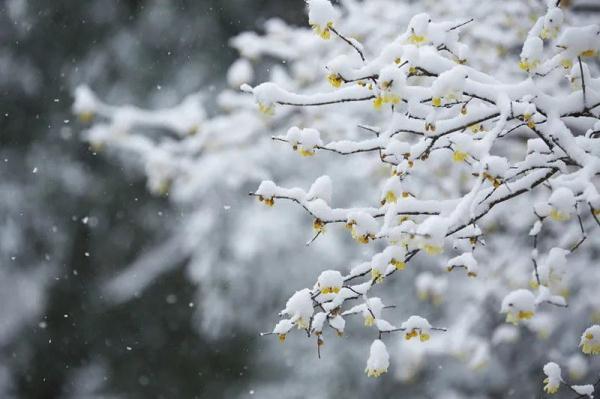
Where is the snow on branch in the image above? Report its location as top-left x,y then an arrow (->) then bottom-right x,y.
250,0 -> 600,380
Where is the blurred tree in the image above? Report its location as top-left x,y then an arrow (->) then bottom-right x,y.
0,0 -> 303,397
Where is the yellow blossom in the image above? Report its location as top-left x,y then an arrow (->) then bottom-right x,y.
550,208 -> 570,221
523,113 -> 536,129
311,21 -> 333,40
374,95 -> 401,110
373,96 -> 383,110
327,73 -> 343,88
408,34 -> 427,45
505,310 -> 534,325
320,286 -> 340,294
296,318 -> 309,329
452,151 -> 468,163
298,147 -> 316,157
382,94 -> 401,105
404,329 -> 429,342
519,59 -> 539,73
543,378 -> 560,394
365,367 -> 387,378
423,244 -> 443,256
581,331 -> 600,355
529,279 -> 540,289
371,268 -> 384,283
350,225 -> 374,244
580,49 -> 598,58
258,195 -> 275,207
356,234 -> 371,244
313,218 -> 326,233
469,124 -> 482,133
483,172 -> 502,188
391,258 -> 406,270
432,97 -> 442,107
258,102 -> 274,116
560,59 -> 573,69
383,191 -> 397,204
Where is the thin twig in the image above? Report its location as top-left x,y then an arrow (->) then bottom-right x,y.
447,18 -> 474,31
330,27 -> 365,62
578,56 -> 587,109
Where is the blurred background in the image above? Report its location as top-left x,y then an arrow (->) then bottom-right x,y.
0,1 -> 306,397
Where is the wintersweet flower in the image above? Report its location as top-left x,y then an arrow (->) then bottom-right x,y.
282,289 -> 314,330
431,66 -> 468,108
327,73 -> 343,88
401,315 -> 432,342
273,319 -> 294,343
308,0 -> 337,40
416,216 -> 448,256
501,289 -> 536,325
256,180 -> 277,207
347,212 -> 378,244
391,257 -> 406,270
452,151 -> 468,162
380,177 -> 404,205
317,270 -> 343,295
313,218 -> 326,234
313,21 -> 333,40
343,297 -> 385,327
373,95 -> 400,110
469,123 -> 483,133
543,362 -> 562,394
73,85 -> 98,123
540,7 -> 563,40
370,253 -> 388,283
382,246 -> 406,271
580,325 -> 600,355
406,14 -> 430,46
548,187 -> 575,222
365,340 -> 389,378
408,33 -> 427,45
447,252 -> 478,278
297,128 -> 323,157
518,59 -> 540,73
560,58 -> 574,69
258,102 -> 275,116
519,36 -> 543,74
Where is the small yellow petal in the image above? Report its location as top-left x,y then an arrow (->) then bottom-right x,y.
452,151 -> 468,163
373,97 -> 383,110
580,49 -> 597,58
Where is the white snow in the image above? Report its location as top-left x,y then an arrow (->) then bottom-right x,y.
365,339 -> 389,377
